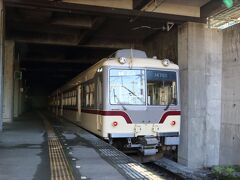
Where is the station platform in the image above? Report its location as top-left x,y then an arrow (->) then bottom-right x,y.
0,112 -> 172,180
0,112 -> 50,180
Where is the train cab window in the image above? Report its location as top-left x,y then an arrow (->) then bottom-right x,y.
109,69 -> 146,105
147,70 -> 177,106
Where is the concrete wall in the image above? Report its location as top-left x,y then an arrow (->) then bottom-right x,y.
0,0 -> 3,130
144,2 -> 201,17
178,22 -> 222,168
62,0 -> 132,9
220,24 -> 240,165
143,26 -> 178,63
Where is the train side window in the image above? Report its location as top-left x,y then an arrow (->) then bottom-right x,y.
65,93 -> 67,106
72,90 -> 76,106
66,93 -> 68,106
70,91 -> 72,106
64,93 -> 67,106
81,85 -> 85,108
75,90 -> 77,106
89,83 -> 95,107
72,91 -> 74,106
63,94 -> 65,106
86,85 -> 90,106
65,94 -> 67,106
74,96 -> 77,106
69,92 -> 71,106
66,95 -> 68,106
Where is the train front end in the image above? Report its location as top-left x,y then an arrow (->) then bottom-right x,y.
102,50 -> 181,159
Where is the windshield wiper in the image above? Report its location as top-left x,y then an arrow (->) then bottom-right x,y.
121,85 -> 145,103
113,89 -> 127,110
164,98 -> 176,111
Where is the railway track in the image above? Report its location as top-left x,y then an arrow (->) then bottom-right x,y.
143,162 -> 183,180
127,153 -> 184,179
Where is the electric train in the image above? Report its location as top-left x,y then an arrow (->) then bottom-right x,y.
49,49 -> 181,159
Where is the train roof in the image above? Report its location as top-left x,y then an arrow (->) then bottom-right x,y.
109,49 -> 147,59
50,49 -> 179,95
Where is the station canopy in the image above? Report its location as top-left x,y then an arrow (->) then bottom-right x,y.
208,2 -> 240,29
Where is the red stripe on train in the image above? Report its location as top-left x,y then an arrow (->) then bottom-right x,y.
81,109 -> 181,124
159,111 -> 181,123
81,109 -> 132,124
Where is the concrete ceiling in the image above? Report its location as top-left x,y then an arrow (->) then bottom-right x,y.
5,0 -> 222,48
4,0 -> 228,93
165,0 -> 211,7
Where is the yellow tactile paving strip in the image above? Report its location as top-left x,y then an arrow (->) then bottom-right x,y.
39,113 -> 75,180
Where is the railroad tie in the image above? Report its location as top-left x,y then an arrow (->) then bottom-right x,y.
39,113 -> 75,180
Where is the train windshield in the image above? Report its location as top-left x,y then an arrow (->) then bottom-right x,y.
110,69 -> 146,105
147,70 -> 177,106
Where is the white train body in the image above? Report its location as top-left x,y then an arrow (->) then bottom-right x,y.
50,49 -> 181,157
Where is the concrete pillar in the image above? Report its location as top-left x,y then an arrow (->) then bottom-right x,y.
3,41 -> 14,122
178,22 -> 223,168
0,0 -> 4,130
143,26 -> 178,62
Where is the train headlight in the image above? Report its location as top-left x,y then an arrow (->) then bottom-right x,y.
118,57 -> 127,64
170,120 -> 176,126
162,59 -> 170,66
97,67 -> 103,72
112,121 -> 118,127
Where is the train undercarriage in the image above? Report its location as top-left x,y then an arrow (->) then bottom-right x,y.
109,134 -> 179,162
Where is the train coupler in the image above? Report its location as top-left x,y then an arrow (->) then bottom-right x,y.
138,136 -> 159,155
138,136 -> 159,146
127,136 -> 160,156
141,147 -> 158,156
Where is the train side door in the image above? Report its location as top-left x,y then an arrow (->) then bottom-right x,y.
77,85 -> 82,121
96,76 -> 103,131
